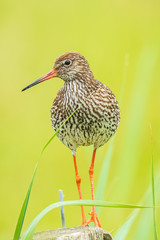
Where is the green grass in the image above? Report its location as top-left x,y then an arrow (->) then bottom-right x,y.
13,163 -> 38,240
13,107 -> 79,240
21,200 -> 152,240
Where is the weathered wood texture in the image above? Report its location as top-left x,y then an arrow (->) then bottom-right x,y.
33,227 -> 113,240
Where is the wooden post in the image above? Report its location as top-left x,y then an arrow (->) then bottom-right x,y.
33,227 -> 113,240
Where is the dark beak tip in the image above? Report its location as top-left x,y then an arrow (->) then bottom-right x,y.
21,69 -> 55,93
21,78 -> 41,92
21,86 -> 27,92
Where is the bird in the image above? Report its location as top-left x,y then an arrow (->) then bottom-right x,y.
22,51 -> 120,227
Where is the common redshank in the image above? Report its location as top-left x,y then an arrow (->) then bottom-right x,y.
22,51 -> 120,227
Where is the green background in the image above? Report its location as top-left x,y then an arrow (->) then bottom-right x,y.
0,0 -> 160,239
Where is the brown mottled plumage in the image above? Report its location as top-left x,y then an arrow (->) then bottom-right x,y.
51,52 -> 120,155
22,51 -> 120,227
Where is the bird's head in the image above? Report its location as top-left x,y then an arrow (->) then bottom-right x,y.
22,51 -> 93,92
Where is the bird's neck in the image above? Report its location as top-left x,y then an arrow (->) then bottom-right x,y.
64,76 -> 94,89
63,77 -> 99,101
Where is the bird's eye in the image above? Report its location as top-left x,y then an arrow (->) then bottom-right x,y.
64,59 -> 71,66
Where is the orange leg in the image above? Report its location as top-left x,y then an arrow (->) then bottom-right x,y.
83,149 -> 102,227
73,155 -> 86,225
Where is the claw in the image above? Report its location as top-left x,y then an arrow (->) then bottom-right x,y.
81,208 -> 101,227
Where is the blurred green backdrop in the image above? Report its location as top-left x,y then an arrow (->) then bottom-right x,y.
0,0 -> 160,239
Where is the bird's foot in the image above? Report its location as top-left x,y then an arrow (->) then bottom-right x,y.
81,209 -> 101,227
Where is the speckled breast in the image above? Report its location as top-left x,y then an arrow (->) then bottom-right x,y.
51,79 -> 120,152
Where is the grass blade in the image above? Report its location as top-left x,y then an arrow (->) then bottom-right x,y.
152,157 -> 158,240
14,106 -> 79,239
21,200 -> 152,240
41,107 -> 79,154
13,163 -> 38,240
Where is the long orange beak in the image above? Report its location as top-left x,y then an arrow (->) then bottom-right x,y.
22,69 -> 57,92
